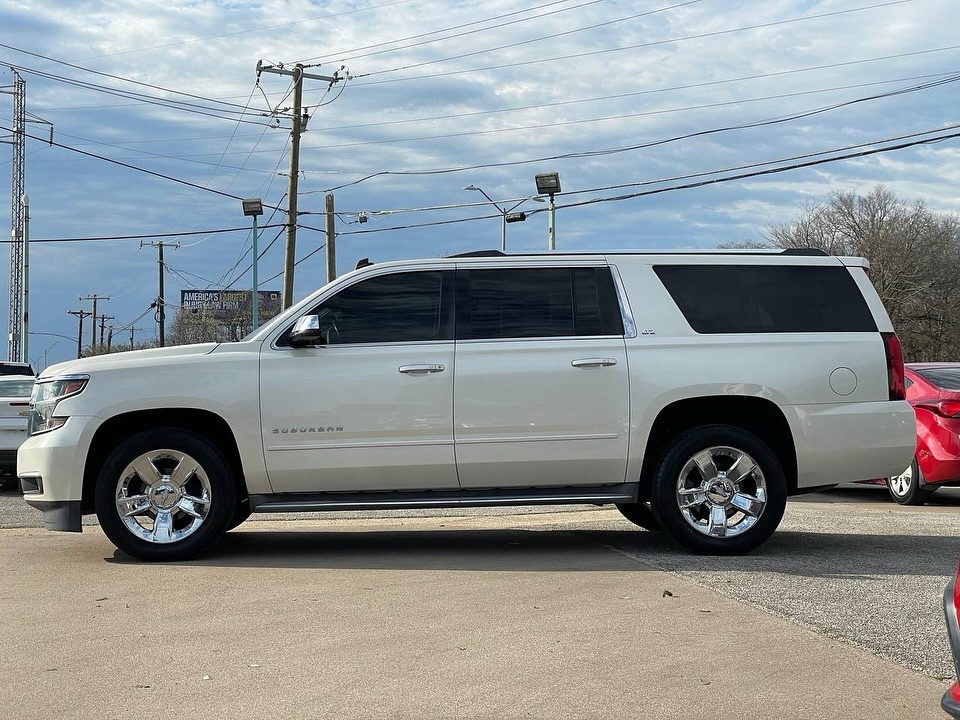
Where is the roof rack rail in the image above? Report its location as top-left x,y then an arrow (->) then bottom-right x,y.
449,250 -> 507,258
781,248 -> 828,256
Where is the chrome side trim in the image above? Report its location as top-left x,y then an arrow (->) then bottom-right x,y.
250,485 -> 636,513
455,433 -> 619,444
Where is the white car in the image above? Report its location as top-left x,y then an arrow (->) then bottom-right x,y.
18,250 -> 916,560
0,376 -> 34,489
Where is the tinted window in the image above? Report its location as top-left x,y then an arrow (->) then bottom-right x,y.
0,378 -> 34,397
914,367 -> 960,390
296,271 -> 451,345
457,267 -> 623,340
0,362 -> 34,376
653,265 -> 877,334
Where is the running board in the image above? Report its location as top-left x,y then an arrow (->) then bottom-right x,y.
249,484 -> 636,514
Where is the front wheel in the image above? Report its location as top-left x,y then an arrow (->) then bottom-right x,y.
95,428 -> 237,561
885,458 -> 932,506
650,425 -> 787,555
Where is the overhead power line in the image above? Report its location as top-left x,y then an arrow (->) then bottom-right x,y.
330,128 -> 960,237
352,0 -> 917,81
0,224 -> 285,244
322,73 -> 960,192
0,123 -> 287,206
0,43 -> 251,110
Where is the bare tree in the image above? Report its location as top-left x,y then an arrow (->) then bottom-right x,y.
764,185 -> 960,361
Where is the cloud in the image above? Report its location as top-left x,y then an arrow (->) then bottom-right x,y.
1,0 -> 959,366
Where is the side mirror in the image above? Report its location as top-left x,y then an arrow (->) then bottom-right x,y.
289,315 -> 325,347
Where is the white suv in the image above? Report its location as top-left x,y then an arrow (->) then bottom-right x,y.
18,250 -> 915,561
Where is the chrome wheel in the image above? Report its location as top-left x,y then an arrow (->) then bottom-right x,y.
675,445 -> 767,538
115,448 -> 212,544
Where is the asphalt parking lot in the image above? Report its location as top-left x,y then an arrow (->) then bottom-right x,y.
1,484 -> 958,719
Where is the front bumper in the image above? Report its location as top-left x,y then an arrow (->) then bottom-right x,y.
17,415 -> 100,532
21,495 -> 82,532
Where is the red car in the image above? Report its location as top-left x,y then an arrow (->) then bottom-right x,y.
886,363 -> 960,505
944,562 -> 960,717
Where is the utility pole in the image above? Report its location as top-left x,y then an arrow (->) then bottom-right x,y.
67,309 -> 91,359
325,193 -> 336,282
141,241 -> 178,347
2,69 -> 51,362
256,61 -> 343,309
80,294 -> 110,352
99,315 -> 114,346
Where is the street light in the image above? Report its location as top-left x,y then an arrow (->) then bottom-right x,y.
463,185 -> 544,252
534,172 -> 561,251
241,198 -> 264,330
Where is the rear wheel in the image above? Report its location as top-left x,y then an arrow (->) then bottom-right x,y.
650,425 -> 787,555
95,428 -> 236,561
886,458 -> 933,506
615,502 -> 662,531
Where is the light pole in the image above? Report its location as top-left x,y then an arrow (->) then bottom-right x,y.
21,194 -> 29,364
241,198 -> 264,330
41,341 -> 60,372
463,185 -> 544,252
534,172 -> 561,251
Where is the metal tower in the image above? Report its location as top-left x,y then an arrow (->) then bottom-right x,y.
3,69 -> 25,362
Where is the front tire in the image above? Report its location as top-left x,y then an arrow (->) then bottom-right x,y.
650,425 -> 787,555
95,428 -> 236,561
885,458 -> 932,506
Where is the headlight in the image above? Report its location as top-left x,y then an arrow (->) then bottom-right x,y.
28,374 -> 89,435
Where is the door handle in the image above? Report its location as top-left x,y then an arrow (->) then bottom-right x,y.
399,364 -> 446,374
571,358 -> 618,368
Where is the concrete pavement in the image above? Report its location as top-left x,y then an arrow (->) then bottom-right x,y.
0,510 -> 950,720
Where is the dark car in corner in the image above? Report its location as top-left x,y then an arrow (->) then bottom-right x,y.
944,562 -> 960,717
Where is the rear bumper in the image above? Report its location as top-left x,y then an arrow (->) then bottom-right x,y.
786,400 -> 916,488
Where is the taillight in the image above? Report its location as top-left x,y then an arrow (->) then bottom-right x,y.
917,400 -> 960,418
881,332 -> 905,401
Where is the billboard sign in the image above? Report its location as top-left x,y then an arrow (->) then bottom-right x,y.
180,290 -> 282,321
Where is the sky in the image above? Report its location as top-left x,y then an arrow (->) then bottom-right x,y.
1,0 -> 959,369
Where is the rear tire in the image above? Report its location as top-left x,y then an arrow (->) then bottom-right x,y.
885,458 -> 933,506
95,428 -> 236,561
615,502 -> 662,531
650,425 -> 787,555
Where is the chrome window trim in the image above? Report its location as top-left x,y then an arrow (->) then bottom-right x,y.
609,264 -> 637,339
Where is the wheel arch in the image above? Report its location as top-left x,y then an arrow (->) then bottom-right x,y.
81,408 -> 247,514
638,395 -> 797,500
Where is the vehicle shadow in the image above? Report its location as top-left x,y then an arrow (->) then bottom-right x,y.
587,527 -> 960,580
104,524 -> 960,578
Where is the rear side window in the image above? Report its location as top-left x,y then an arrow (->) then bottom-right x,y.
457,267 -> 624,340
653,265 -> 877,334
